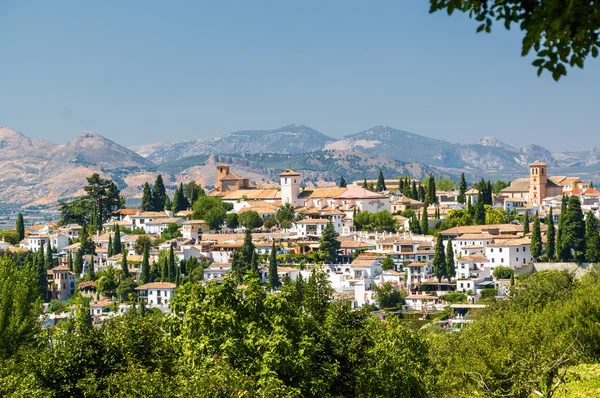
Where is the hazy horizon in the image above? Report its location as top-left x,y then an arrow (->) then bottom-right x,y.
1,1 -> 598,152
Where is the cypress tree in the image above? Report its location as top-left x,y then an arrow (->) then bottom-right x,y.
474,193 -> 486,225
87,258 -> 95,280
161,253 -> 169,282
399,178 -> 404,192
585,211 -> 600,263
339,176 -> 347,188
556,195 -> 568,260
530,211 -> 542,259
36,244 -> 44,271
562,196 -> 586,262
168,244 -> 176,282
250,251 -> 259,276
142,182 -> 154,211
141,246 -> 150,284
153,174 -> 167,211
457,173 -> 467,204
108,235 -> 114,257
433,235 -> 446,283
419,185 -> 426,203
427,174 -> 437,204
172,187 -> 183,212
113,224 -> 122,255
486,180 -> 493,205
121,251 -> 129,278
68,251 -> 73,271
36,257 -> 48,302
409,214 -> 421,234
164,195 -> 172,213
74,248 -> 84,275
375,170 -> 386,192
467,196 -> 472,215
268,241 -> 279,290
241,228 -> 255,266
45,239 -> 53,269
176,266 -> 180,287
421,206 -> 429,235
523,212 -> 530,235
411,181 -> 418,200
445,238 -> 455,282
546,207 -> 556,260
362,178 -> 368,189
231,249 -> 243,284
16,213 -> 25,241
318,221 -> 340,264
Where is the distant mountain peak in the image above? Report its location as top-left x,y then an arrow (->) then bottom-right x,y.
476,136 -> 517,151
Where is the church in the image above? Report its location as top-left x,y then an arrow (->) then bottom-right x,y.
500,161 -> 586,206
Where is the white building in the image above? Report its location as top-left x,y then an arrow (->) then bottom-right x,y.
22,234 -> 70,253
144,217 -> 184,234
485,238 -> 533,269
135,282 -> 176,310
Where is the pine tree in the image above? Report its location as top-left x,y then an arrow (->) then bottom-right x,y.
445,238 -> 455,282
141,246 -> 150,284
45,239 -> 53,269
457,173 -> 467,204
74,248 -> 84,275
68,252 -> 73,271
339,176 -> 347,188
530,211 -> 542,259
433,235 -> 446,283
375,170 -> 386,192
421,206 -> 429,235
523,212 -> 530,235
562,195 -> 586,262
319,221 -> 340,263
107,235 -> 114,257
16,213 -> 25,241
142,182 -> 154,211
268,241 -> 279,290
113,224 -> 122,255
168,244 -> 176,282
121,251 -> 129,278
153,174 -> 167,211
585,211 -> 600,263
546,207 -> 556,260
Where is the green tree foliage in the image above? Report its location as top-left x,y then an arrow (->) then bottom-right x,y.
0,257 -> 40,359
121,251 -> 129,278
421,206 -> 429,235
562,196 -> 586,262
445,238 -> 455,282
225,213 -> 239,230
96,267 -> 117,298
440,292 -> 467,304
184,180 -> 203,205
531,211 -> 542,258
86,257 -> 95,280
381,256 -> 395,271
474,193 -> 486,225
141,246 -> 150,284
457,173 -> 467,204
523,211 -> 530,234
74,248 -> 84,276
168,245 -> 177,283
83,173 -> 122,229
107,235 -> 113,257
339,175 -> 347,188
409,214 -> 422,234
375,170 -> 386,192
141,182 -> 154,211
353,210 -> 372,231
171,183 -> 189,213
371,210 -> 396,232
492,180 -> 510,194
429,0 -> 600,81
427,174 -> 437,204
192,196 -> 231,231
113,224 -> 122,255
492,265 -> 514,280
433,236 -> 446,283
68,252 -> 73,271
152,174 -> 167,211
585,212 -> 600,263
162,223 -> 182,240
319,221 -> 340,263
58,198 -> 94,226
134,234 -> 152,255
45,239 -> 53,270
16,213 -> 25,242
276,202 -> 295,227
556,195 -> 569,261
546,207 -> 556,260
238,210 -> 263,230
268,242 -> 279,290
373,281 -> 404,309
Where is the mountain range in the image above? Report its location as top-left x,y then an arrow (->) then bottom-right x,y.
0,123 -> 598,208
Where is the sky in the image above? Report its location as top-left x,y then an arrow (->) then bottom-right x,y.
0,1 -> 598,152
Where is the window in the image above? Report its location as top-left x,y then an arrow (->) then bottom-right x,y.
523,247 -> 527,251
499,248 -> 503,253
516,248 -> 519,252
501,258 -> 504,263
157,290 -> 161,297
516,257 -> 519,262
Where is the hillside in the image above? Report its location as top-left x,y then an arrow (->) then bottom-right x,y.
147,124 -> 335,163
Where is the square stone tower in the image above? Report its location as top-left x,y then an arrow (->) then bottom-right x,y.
280,169 -> 301,207
529,160 -> 547,206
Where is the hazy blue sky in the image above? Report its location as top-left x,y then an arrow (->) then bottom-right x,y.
0,1 -> 597,151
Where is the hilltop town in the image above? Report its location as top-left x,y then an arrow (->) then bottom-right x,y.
1,159 -> 598,331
